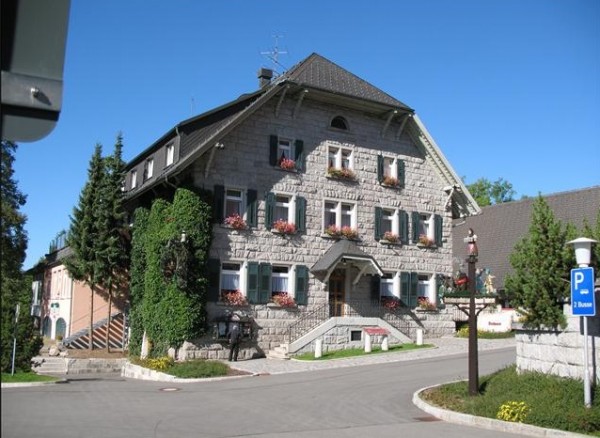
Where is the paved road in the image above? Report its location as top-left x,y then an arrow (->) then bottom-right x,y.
2,338 -> 525,438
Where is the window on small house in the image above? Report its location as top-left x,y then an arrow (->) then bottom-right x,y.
331,116 -> 348,130
145,158 -> 154,180
166,144 -> 175,166
131,170 -> 138,189
271,266 -> 290,296
225,189 -> 243,217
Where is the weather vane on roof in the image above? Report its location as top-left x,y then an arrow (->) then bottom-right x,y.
260,34 -> 288,75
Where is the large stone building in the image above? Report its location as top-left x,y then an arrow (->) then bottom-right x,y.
124,53 -> 480,359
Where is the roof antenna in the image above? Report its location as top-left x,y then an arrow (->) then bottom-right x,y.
260,34 -> 288,75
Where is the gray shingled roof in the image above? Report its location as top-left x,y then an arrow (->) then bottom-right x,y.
283,53 -> 413,110
452,186 -> 600,291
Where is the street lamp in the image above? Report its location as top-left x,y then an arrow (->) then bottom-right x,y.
566,237 -> 597,408
465,228 -> 479,396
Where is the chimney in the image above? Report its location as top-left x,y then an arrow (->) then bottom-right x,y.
258,68 -> 273,87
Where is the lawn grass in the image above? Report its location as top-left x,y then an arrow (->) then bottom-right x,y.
1,371 -> 59,383
421,365 -> 600,436
293,343 -> 433,361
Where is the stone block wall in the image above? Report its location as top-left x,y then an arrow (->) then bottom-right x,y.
516,306 -> 600,382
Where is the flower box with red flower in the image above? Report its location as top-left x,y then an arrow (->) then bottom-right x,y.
382,175 -> 400,187
221,290 -> 248,306
327,167 -> 356,181
272,219 -> 296,235
224,214 -> 247,230
279,157 -> 296,171
381,296 -> 402,310
417,234 -> 435,247
271,292 -> 297,308
381,231 -> 399,244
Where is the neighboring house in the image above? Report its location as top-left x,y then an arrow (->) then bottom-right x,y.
29,241 -> 128,349
123,53 -> 480,358
452,186 -> 600,295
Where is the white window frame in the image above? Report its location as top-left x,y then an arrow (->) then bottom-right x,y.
323,200 -> 357,231
381,208 -> 398,235
145,158 -> 154,180
418,273 -> 435,303
271,265 -> 290,296
166,144 -> 174,166
220,262 -> 242,293
274,194 -> 293,223
131,170 -> 138,189
277,138 -> 293,162
225,189 -> 244,218
327,145 -> 354,171
418,213 -> 433,240
382,156 -> 397,179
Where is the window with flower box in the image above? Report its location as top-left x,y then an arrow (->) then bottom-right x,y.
323,200 -> 357,238
411,212 -> 443,247
372,271 -> 436,309
377,155 -> 405,188
213,185 -> 258,228
374,207 -> 408,244
269,135 -> 304,171
265,192 -> 306,233
327,145 -> 355,179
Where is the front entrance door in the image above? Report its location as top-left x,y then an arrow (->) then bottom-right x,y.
329,271 -> 345,316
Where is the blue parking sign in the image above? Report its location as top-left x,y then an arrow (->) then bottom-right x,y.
571,267 -> 596,316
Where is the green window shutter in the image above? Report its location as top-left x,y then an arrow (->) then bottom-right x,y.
377,155 -> 384,183
370,275 -> 381,302
411,211 -> 420,243
259,263 -> 272,304
295,196 -> 306,233
294,139 -> 304,172
434,214 -> 443,247
409,272 -> 419,308
207,258 -> 221,302
400,272 -> 410,306
246,189 -> 258,227
397,159 -> 405,188
247,262 -> 259,304
269,135 -> 278,166
374,207 -> 382,240
264,192 -> 275,229
295,265 -> 308,305
399,210 -> 409,244
213,185 -> 224,223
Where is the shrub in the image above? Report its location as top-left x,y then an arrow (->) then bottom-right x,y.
497,401 -> 530,423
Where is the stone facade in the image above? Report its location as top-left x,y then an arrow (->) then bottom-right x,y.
516,305 -> 600,382
191,96 -> 455,353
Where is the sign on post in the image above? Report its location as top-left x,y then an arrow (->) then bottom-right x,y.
571,267 -> 596,316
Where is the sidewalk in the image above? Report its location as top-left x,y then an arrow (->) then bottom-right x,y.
227,336 -> 516,375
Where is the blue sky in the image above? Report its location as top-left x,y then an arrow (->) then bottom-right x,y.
14,0 -> 600,269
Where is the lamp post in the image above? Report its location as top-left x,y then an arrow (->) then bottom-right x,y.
567,237 -> 597,409
465,228 -> 479,396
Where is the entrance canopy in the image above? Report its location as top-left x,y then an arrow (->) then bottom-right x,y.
310,240 -> 383,285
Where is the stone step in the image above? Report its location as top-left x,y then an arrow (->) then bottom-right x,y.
266,345 -> 291,360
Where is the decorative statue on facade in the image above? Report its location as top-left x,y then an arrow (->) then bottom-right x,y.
466,228 -> 478,260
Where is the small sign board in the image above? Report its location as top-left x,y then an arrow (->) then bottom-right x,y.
571,267 -> 596,316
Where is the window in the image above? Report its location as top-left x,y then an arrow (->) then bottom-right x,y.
166,144 -> 174,166
377,155 -> 405,187
417,274 -> 434,301
380,273 -> 394,297
381,209 -> 395,235
265,193 -> 306,232
375,208 -> 408,243
331,116 -> 348,130
131,170 -> 137,189
323,200 -> 356,232
274,195 -> 290,223
221,263 -> 241,293
269,135 -> 304,171
412,213 -> 443,246
225,189 -> 243,217
145,158 -> 154,180
350,330 -> 362,341
271,266 -> 290,296
327,145 -> 353,171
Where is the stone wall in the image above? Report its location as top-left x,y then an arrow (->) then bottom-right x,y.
516,305 -> 600,382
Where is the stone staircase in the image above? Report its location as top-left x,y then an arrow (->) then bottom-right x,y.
266,344 -> 290,360
31,356 -> 126,375
31,356 -> 68,374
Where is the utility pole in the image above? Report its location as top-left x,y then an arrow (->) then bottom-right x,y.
466,228 -> 479,396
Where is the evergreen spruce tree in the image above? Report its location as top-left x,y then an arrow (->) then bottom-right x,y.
65,144 -> 105,349
505,196 -> 571,329
0,140 -> 43,371
95,134 -> 130,351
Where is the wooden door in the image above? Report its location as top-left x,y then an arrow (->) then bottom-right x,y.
329,271 -> 345,316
